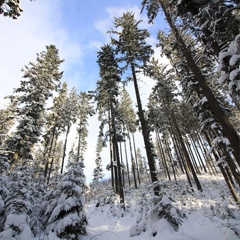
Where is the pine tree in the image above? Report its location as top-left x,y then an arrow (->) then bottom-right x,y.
43,82 -> 68,178
109,12 -> 159,194
119,88 -> 139,188
96,44 -> 124,203
60,87 -> 79,174
5,45 -> 63,168
0,162 -> 35,239
44,161 -> 87,239
76,92 -> 95,163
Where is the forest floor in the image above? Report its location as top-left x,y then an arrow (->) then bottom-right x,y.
82,173 -> 240,240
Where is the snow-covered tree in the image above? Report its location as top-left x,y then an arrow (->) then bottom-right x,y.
5,45 -> 63,168
142,0 -> 240,167
0,155 -> 9,231
218,34 -> 240,102
109,12 -> 159,194
129,182 -> 186,237
60,87 -> 79,173
96,44 -> 124,203
0,0 -> 23,19
43,161 -> 87,239
93,136 -> 104,183
76,92 -> 95,163
0,162 -> 35,239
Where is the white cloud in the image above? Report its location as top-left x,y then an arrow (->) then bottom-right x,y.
0,0 -> 83,108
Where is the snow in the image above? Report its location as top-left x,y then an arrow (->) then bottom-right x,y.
78,174 -> 240,240
0,229 -> 13,240
19,225 -> 32,240
229,54 -> 240,66
230,69 -> 240,81
218,73 -> 229,85
1,172 -> 239,240
4,214 -> 28,231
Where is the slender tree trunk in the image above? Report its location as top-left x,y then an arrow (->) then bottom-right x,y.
194,129 -> 215,174
132,133 -> 141,185
123,133 -> 131,187
156,131 -> 171,180
47,135 -> 58,183
131,63 -> 159,195
171,111 -> 203,191
110,100 -> 124,203
112,138 -> 119,194
164,139 -> 177,181
155,131 -> 167,178
44,130 -> 56,178
119,142 -> 125,188
219,163 -> 240,204
160,1 -> 240,163
108,108 -> 115,189
60,124 -> 70,174
186,139 -> 201,175
171,129 -> 185,174
204,131 -> 240,201
76,124 -> 81,163
127,128 -> 137,189
189,132 -> 207,173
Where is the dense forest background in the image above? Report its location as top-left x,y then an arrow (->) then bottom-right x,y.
0,0 -> 240,239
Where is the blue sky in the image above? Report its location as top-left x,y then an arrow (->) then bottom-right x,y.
0,0 -> 168,181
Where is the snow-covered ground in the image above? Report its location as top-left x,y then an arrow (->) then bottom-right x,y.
83,174 -> 240,240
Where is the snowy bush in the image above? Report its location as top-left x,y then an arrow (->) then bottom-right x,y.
129,182 -> 186,237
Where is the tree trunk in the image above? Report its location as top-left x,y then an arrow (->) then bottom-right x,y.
47,135 -> 58,183
110,100 -> 124,203
132,133 -> 141,185
60,124 -> 70,174
127,128 -> 137,189
169,126 -> 185,174
108,108 -> 115,189
123,133 -> 131,187
156,131 -> 170,180
189,132 -> 207,173
44,127 -> 56,178
131,63 -> 159,195
119,142 -> 125,188
171,111 -> 203,191
186,139 -> 201,175
164,138 -> 177,181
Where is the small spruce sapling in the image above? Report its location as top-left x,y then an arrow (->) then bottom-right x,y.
130,182 -> 186,237
44,161 -> 87,239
